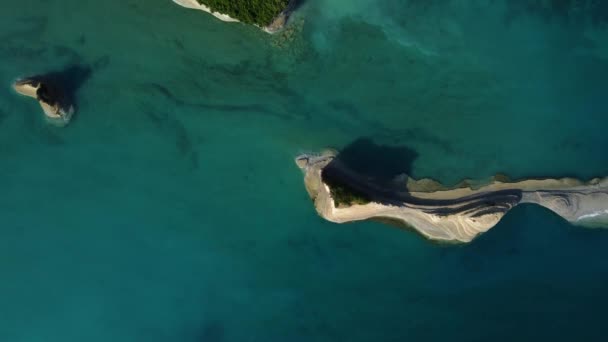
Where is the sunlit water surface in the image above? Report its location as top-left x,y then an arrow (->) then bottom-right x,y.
1,1 -> 607,341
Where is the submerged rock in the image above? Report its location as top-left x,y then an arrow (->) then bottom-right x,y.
13,77 -> 74,126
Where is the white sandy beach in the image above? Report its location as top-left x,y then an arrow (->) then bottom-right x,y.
172,0 -> 239,23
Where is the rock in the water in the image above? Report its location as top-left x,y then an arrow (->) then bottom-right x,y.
13,77 -> 74,126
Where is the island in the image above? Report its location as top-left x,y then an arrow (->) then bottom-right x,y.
296,150 -> 608,243
172,0 -> 295,32
13,77 -> 74,127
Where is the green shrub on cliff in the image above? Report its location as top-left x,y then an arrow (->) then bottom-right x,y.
328,183 -> 371,207
321,174 -> 371,207
198,0 -> 290,27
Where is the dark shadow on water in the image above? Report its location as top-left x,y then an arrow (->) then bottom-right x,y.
320,137 -> 522,216
331,137 -> 418,183
30,64 -> 93,113
291,0 -> 307,11
319,137 -> 419,206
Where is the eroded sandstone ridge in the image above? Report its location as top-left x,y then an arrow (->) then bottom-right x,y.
296,150 -> 608,243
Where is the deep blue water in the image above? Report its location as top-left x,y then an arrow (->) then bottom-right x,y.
1,0 -> 607,341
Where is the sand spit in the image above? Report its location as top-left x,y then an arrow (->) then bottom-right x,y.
295,151 -> 608,243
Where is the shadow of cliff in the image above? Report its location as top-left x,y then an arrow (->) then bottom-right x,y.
320,137 -> 522,216
504,0 -> 608,26
35,64 -> 92,111
320,137 -> 419,206
291,0 -> 308,11
330,137 -> 418,184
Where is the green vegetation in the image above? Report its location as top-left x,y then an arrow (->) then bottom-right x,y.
322,176 -> 371,207
329,184 -> 371,207
198,0 -> 290,27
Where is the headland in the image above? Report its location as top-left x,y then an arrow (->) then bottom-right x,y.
296,150 -> 608,243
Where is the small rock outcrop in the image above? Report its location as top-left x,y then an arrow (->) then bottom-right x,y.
13,77 -> 74,126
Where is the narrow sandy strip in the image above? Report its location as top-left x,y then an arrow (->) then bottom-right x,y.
296,152 -> 608,243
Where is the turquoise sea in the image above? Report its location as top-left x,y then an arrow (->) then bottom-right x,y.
1,0 -> 608,341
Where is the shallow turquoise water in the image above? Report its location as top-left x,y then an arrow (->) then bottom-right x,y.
1,0 -> 607,341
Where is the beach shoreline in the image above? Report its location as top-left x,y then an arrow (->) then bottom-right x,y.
171,0 -> 295,33
171,0 -> 240,23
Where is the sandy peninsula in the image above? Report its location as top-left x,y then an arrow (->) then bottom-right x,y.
296,151 -> 608,243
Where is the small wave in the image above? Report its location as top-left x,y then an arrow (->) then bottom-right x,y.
576,209 -> 608,221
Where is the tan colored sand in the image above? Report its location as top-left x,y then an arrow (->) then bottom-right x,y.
13,81 -> 40,98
